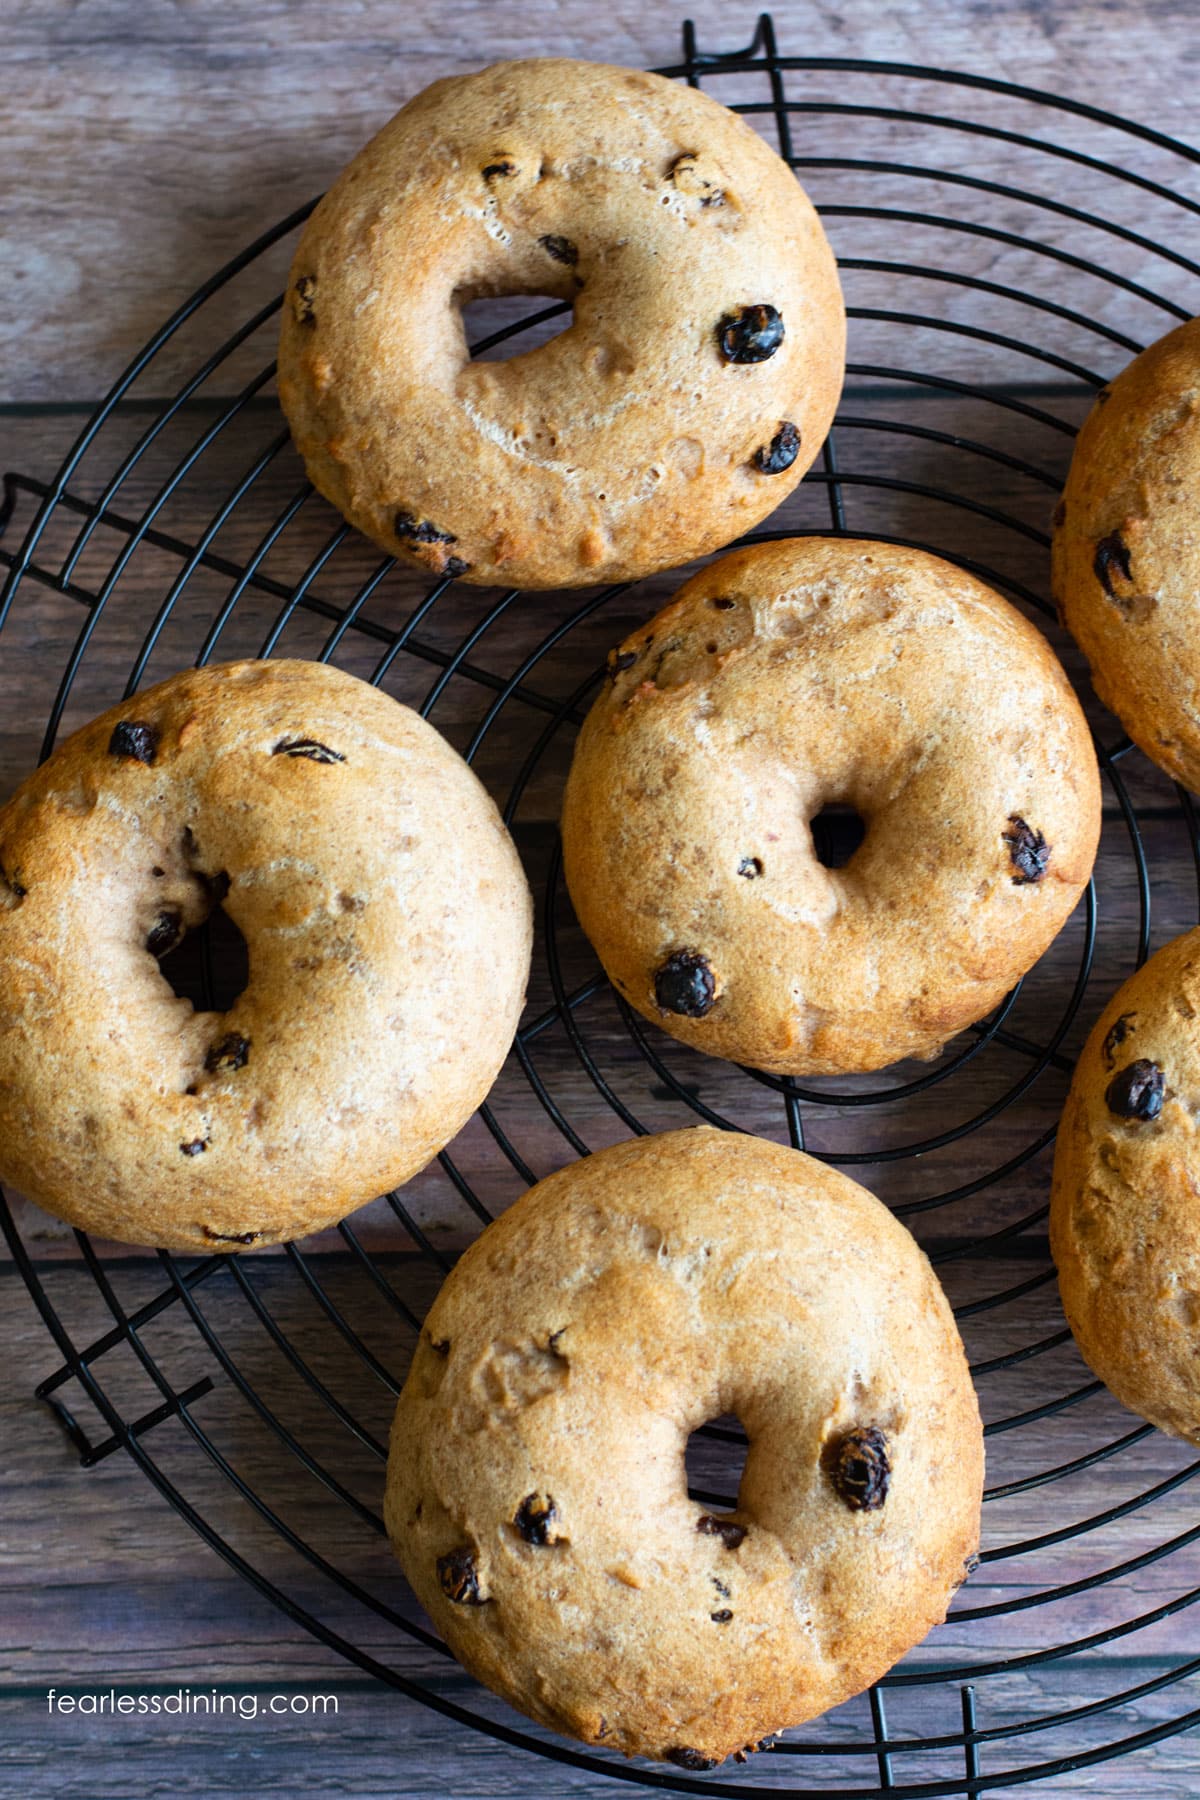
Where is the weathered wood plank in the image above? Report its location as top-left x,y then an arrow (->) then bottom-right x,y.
3,1 -> 1200,405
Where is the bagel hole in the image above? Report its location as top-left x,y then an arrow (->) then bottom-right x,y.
462,294 -> 574,362
810,803 -> 867,870
157,906 -> 249,1012
685,1414 -> 749,1512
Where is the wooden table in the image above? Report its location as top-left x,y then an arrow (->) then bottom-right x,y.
5,3 -> 1200,1796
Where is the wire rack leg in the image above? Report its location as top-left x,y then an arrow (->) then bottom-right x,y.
962,1685 -> 982,1792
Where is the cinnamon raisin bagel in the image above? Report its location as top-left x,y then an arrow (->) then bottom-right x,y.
561,537 -> 1101,1075
385,1128 -> 983,1767
1051,927 -> 1200,1442
1052,315 -> 1200,792
0,660 -> 532,1250
277,58 -> 844,589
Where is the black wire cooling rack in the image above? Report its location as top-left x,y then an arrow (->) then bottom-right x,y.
5,13 -> 1200,1796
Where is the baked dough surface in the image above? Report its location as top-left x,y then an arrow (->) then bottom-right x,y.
386,1127 -> 984,1766
0,659 -> 532,1250
1052,926 -> 1200,1442
278,58 -> 845,589
1053,316 -> 1200,792
562,537 -> 1101,1074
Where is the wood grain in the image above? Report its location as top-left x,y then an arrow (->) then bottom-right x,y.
3,0 -> 1200,406
5,3 -> 1200,1796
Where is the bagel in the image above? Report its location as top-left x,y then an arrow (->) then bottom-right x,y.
0,660 -> 532,1251
385,1127 -> 984,1766
1051,926 -> 1200,1442
277,58 -> 844,590
561,537 -> 1101,1074
1052,315 -> 1200,792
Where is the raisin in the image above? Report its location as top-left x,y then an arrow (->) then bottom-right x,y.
394,511 -> 457,547
437,1546 -> 487,1605
205,1033 -> 250,1073
201,1226 -> 260,1244
710,1608 -> 733,1624
1094,531 -> 1133,598
711,1576 -> 730,1597
1096,384 -> 1112,405
293,275 -> 317,326
539,234 -> 579,266
272,737 -> 345,764
738,857 -> 763,879
827,1425 -> 890,1511
108,721 -> 159,764
146,910 -> 183,957
754,421 -> 801,474
180,1139 -> 210,1157
428,1335 -> 451,1356
665,1748 -> 718,1771
668,152 -> 725,206
654,950 -> 716,1018
716,304 -> 784,364
607,648 -> 638,681
1102,1013 -> 1136,1068
1,862 -> 28,901
442,555 -> 472,578
1052,498 -> 1066,530
710,596 -> 736,610
697,1513 -> 746,1549
514,1493 -> 559,1545
1003,815 -> 1050,884
482,158 -> 516,180
1106,1058 -> 1165,1122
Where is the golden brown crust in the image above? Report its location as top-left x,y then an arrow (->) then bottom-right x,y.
277,58 -> 845,589
385,1128 -> 983,1766
1051,928 -> 1200,1442
0,660 -> 532,1251
561,538 -> 1101,1075
1052,316 -> 1200,792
